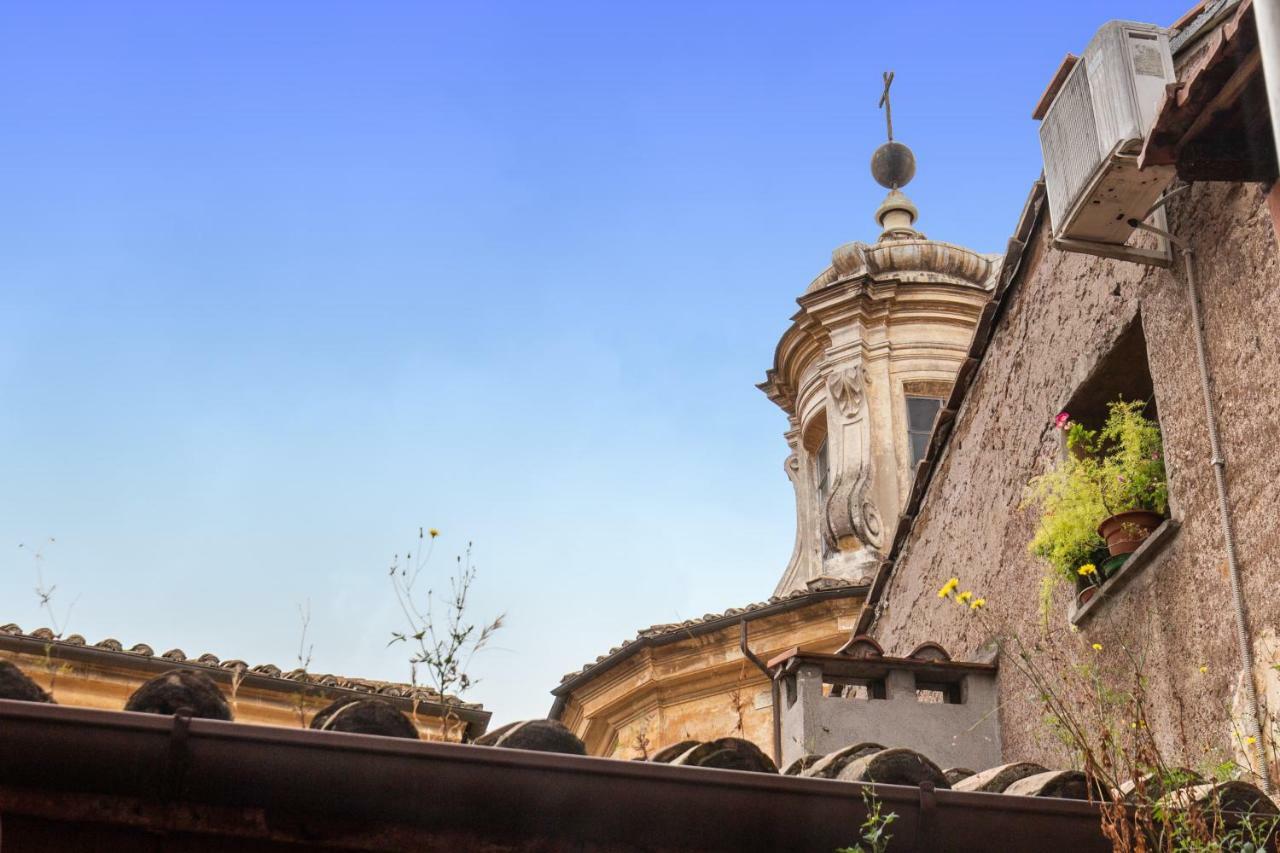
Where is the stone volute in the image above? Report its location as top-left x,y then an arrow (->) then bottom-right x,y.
759,141 -> 999,596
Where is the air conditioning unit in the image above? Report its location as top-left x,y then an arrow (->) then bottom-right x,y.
1038,21 -> 1176,246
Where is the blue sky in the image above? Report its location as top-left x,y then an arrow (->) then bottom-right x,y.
0,0 -> 1187,723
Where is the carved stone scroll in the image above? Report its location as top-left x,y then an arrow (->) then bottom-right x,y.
826,367 -> 868,419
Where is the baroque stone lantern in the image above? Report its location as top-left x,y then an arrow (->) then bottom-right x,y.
759,126 -> 999,595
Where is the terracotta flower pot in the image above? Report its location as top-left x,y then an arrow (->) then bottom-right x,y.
1097,510 -> 1164,557
1077,586 -> 1098,608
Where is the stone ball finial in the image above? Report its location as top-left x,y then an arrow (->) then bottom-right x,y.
871,140 -> 915,190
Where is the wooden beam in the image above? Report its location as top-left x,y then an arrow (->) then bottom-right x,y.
1177,50 -> 1263,152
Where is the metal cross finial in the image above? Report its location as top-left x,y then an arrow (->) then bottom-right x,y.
878,71 -> 895,141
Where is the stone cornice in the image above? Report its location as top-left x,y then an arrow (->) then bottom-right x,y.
819,238 -> 1000,294
758,239 -> 999,415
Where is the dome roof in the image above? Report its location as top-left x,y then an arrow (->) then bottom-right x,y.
805,238 -> 1001,295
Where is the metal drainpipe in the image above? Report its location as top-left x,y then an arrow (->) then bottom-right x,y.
1178,239 -> 1273,793
1256,0 -> 1280,162
740,620 -> 782,767
1132,214 -> 1273,793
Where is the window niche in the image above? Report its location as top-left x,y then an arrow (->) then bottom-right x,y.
815,438 -> 831,504
902,380 -> 950,468
802,413 -> 832,557
802,413 -> 830,502
1061,317 -> 1159,435
1061,315 -> 1180,625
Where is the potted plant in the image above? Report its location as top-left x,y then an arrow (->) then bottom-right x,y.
1076,561 -> 1103,607
1024,399 -> 1168,598
1067,400 -> 1168,557
1024,429 -> 1108,589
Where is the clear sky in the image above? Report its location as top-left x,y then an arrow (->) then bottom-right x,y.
1,0 -> 1188,723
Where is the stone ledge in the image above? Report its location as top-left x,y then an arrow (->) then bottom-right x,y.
1069,519 -> 1181,626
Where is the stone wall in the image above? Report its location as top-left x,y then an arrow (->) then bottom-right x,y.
869,180 -> 1280,770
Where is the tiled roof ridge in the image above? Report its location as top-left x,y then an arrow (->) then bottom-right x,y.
555,578 -> 866,689
0,622 -> 480,710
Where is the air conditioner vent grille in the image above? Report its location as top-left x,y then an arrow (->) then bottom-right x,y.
1042,63 -> 1101,236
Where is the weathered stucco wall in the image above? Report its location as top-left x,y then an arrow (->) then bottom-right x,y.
778,661 -> 1001,771
869,180 -> 1280,772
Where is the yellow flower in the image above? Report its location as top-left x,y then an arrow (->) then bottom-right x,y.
1078,563 -> 1097,576
1246,736 -> 1258,745
970,598 -> 986,610
429,528 -> 440,538
937,577 -> 959,599
957,591 -> 973,605
1091,643 -> 1103,652
1199,665 -> 1208,674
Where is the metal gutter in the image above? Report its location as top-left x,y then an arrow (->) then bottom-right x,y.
0,699 -> 1113,851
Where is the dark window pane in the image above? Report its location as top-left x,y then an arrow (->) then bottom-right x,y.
907,396 -> 942,432
910,431 -> 930,466
816,439 -> 830,497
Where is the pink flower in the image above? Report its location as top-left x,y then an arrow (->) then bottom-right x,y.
1055,412 -> 1070,430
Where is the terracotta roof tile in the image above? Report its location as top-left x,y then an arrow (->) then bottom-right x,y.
0,623 -> 480,710
556,580 -> 866,687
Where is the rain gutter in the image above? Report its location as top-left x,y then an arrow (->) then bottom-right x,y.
0,699 -> 1113,852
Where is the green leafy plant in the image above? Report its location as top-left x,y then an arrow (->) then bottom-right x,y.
388,528 -> 504,737
837,788 -> 898,853
1068,400 -> 1168,518
1024,438 -> 1108,585
1024,400 -> 1167,585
